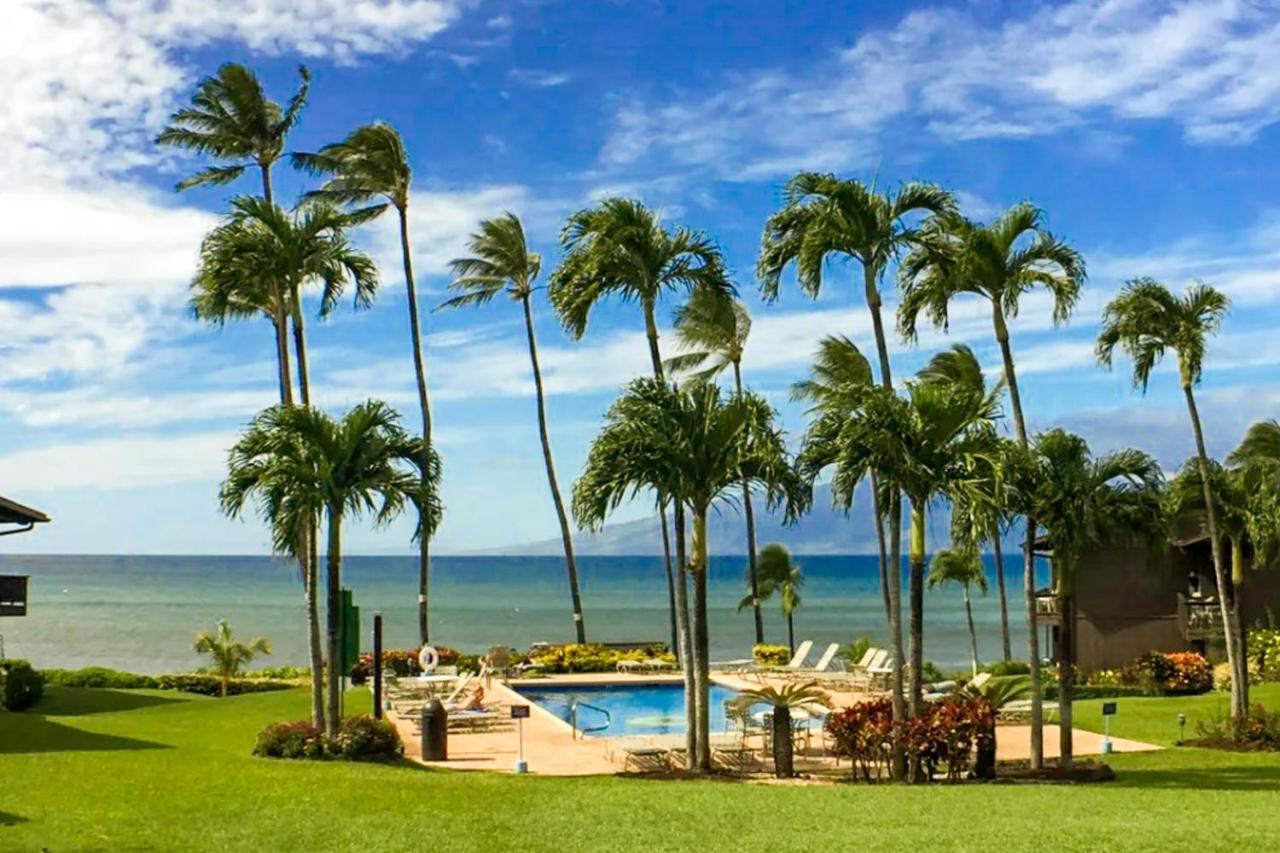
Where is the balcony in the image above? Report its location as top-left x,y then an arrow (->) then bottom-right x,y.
1178,594 -> 1224,641
1033,590 -> 1059,625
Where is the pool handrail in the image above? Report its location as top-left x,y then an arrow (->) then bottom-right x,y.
570,700 -> 612,739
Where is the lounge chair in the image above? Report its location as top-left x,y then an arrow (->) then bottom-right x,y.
817,647 -> 885,689
643,658 -> 677,673
609,738 -> 671,772
796,642 -> 840,674
616,659 -> 645,674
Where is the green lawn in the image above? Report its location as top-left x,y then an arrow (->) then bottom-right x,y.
3,686 -> 1279,852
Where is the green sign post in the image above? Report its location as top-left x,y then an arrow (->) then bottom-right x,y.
339,588 -> 360,673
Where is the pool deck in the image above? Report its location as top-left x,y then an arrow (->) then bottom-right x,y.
390,672 -> 1160,777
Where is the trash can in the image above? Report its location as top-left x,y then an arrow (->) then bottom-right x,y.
421,698 -> 447,761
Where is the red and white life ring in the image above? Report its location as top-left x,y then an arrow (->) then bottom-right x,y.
417,644 -> 439,673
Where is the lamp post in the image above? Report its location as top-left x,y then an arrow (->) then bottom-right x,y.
1177,712 -> 1187,744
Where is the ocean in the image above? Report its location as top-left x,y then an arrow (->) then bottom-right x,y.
0,554 -> 1041,674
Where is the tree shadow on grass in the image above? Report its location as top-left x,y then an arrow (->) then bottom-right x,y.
37,687 -> 190,716
1114,766 -> 1280,791
0,812 -> 28,827
0,715 -> 170,755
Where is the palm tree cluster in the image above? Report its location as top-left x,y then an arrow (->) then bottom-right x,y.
164,62 -> 1275,777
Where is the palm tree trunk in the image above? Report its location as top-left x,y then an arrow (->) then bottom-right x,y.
732,361 -> 764,645
673,505 -> 696,766
692,509 -> 712,772
325,504 -> 343,738
871,473 -> 892,622
661,517 -> 678,661
995,306 -> 1042,766
1056,579 -> 1075,767
398,203 -> 435,645
787,612 -> 795,657
1024,520 -> 1044,769
963,584 -> 979,677
522,296 -> 585,642
1231,538 -> 1248,698
862,263 -> 906,781
992,529 -> 1011,661
908,502 -> 926,716
1183,384 -> 1244,717
643,299 -> 681,658
273,314 -> 294,407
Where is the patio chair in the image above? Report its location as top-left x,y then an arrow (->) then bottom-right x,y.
796,642 -> 841,674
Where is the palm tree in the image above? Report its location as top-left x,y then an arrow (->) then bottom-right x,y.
194,619 -> 272,697
899,202 -> 1085,767
574,379 -> 801,772
668,288 -> 766,644
157,63 -> 310,204
917,344 -> 1013,661
735,680 -> 829,778
747,543 -> 804,655
1005,430 -> 1164,765
1229,420 -> 1280,573
438,212 -> 586,643
294,123 -> 438,644
221,401 -> 438,735
550,197 -> 732,669
927,548 -> 988,676
759,173 -> 954,772
1096,278 -> 1243,717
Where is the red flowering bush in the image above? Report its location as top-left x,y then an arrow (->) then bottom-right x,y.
350,647 -> 464,683
824,697 -> 894,782
254,716 -> 402,760
1164,652 -> 1213,695
826,696 -> 996,782
254,720 -> 327,759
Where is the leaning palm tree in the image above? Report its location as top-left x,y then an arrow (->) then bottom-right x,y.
1096,278 -> 1243,717
668,288 -> 766,644
927,548 -> 988,677
157,63 -> 310,203
550,197 -> 732,663
759,174 -> 954,772
574,379 -> 802,772
753,543 -> 804,656
194,620 -> 271,698
438,212 -> 586,643
900,202 -> 1085,767
1005,430 -> 1164,766
221,401 -> 438,735
917,344 -> 1013,661
294,123 -> 438,644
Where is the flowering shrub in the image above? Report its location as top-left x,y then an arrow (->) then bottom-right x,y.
1194,703 -> 1280,750
349,647 -> 467,683
531,643 -> 669,674
752,644 -> 791,667
1249,629 -> 1280,679
824,697 -> 894,782
254,716 -> 402,760
1164,652 -> 1213,694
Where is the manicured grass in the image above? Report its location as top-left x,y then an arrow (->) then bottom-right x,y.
3,686 -> 1279,852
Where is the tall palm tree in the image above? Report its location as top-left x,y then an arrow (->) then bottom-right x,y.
194,620 -> 272,698
667,288 -> 767,644
438,212 -> 586,643
1005,430 -> 1164,765
157,63 -> 310,204
927,548 -> 988,677
1096,278 -> 1243,716
1229,420 -> 1280,573
221,401 -> 438,735
751,543 -> 804,656
294,123 -> 438,644
899,201 -> 1085,766
574,379 -> 801,772
550,197 -> 731,670
917,344 -> 1013,661
759,173 -> 954,772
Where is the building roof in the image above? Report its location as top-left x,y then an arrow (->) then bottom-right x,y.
0,495 -> 50,526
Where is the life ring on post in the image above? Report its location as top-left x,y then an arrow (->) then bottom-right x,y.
417,644 -> 439,674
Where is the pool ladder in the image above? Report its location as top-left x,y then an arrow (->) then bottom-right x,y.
570,701 -> 611,739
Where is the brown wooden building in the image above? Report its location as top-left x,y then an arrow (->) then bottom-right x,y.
1,494 -> 50,618
1034,533 -> 1280,673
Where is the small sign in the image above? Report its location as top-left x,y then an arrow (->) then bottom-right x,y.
510,705 -> 531,719
1101,702 -> 1117,716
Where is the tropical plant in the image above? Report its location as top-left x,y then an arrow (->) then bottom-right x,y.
550,196 -> 732,701
293,122 -> 438,645
439,212 -> 586,643
899,201 -> 1085,768
1096,278 -> 1243,717
573,378 -> 802,772
744,543 -> 805,655
927,548 -> 988,677
759,174 -> 954,774
221,401 -> 438,735
668,288 -> 767,645
1005,429 -> 1164,765
1229,420 -> 1280,571
193,620 -> 272,697
736,680 -> 829,777
157,62 -> 309,202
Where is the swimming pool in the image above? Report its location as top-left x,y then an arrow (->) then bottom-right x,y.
515,682 -> 742,737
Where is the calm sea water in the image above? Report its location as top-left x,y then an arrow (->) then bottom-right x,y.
0,554 -> 1038,674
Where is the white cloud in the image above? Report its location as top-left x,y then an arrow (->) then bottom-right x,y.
509,69 -> 572,88
0,431 -> 234,491
486,14 -> 513,30
600,0 -> 1280,179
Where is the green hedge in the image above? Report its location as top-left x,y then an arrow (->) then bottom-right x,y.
42,667 -> 159,689
1044,684 -> 1147,700
155,674 -> 297,696
1,659 -> 44,711
254,715 -> 402,760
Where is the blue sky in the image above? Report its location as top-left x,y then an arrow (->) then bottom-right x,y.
4,0 -> 1280,554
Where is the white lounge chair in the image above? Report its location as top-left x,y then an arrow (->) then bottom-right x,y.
804,643 -> 841,674
759,640 -> 813,672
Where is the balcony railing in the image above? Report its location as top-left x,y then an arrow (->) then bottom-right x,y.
1034,591 -> 1059,622
1178,594 -> 1224,640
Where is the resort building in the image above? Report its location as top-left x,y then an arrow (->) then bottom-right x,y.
1,494 -> 50,619
1034,531 -> 1280,673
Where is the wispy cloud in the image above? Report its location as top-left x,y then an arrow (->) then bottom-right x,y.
510,68 -> 572,88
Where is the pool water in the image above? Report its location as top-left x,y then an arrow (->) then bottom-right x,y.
515,682 -> 743,737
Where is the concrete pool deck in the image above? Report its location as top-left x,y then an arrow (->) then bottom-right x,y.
390,672 -> 1161,777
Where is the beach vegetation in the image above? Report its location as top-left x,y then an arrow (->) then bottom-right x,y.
194,620 -> 272,698
253,714 -> 402,760
751,644 -> 790,667
0,660 -> 43,711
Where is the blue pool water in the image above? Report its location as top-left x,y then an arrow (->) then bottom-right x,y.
515,682 -> 742,737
